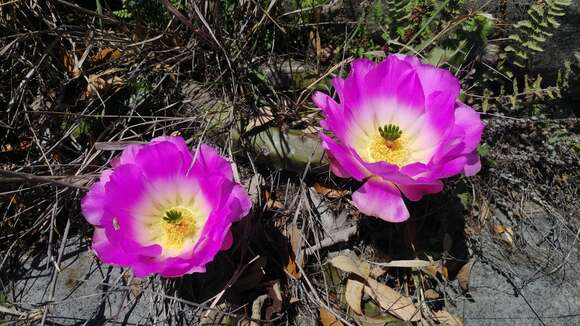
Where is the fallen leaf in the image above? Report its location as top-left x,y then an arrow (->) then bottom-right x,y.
63,51 -> 81,79
494,224 -> 514,246
302,125 -> 322,135
266,199 -> 284,210
422,260 -> 449,280
424,289 -> 440,300
263,190 -> 284,210
364,278 -> 420,322
286,257 -> 301,279
313,182 -> 347,199
457,258 -> 476,292
85,75 -> 124,97
1,141 -> 31,153
286,224 -> 302,279
353,314 -> 408,326
494,224 -> 506,234
432,309 -> 463,326
345,278 -> 364,315
373,259 -> 432,268
290,224 -> 301,252
84,68 -> 125,97
319,307 -> 344,326
330,255 -> 370,278
309,29 -> 321,60
478,195 -> 491,224
369,265 -> 386,279
92,47 -> 122,62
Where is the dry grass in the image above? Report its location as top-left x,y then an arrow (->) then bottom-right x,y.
1,1 -> 579,325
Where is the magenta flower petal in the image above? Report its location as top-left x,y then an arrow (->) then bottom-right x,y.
352,178 -> 409,223
462,151 -> 482,176
110,144 -> 142,168
81,169 -> 113,225
81,136 -> 252,278
451,102 -> 485,155
231,184 -> 253,220
314,54 -> 484,221
320,133 -> 370,180
313,91 -> 352,144
396,54 -> 460,100
132,141 -> 193,181
92,228 -> 138,266
190,144 -> 234,180
221,230 -> 234,250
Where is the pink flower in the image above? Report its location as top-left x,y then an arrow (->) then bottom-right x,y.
81,136 -> 251,277
313,55 -> 484,222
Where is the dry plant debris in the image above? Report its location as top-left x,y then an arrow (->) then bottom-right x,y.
1,0 -> 578,325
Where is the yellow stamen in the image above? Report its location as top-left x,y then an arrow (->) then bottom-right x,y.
160,206 -> 197,251
365,133 -> 410,167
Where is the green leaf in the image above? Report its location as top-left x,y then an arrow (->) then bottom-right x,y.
513,20 -> 533,30
508,34 -> 522,42
523,41 -> 543,52
529,34 -> 546,43
547,17 -> 561,28
477,143 -> 490,158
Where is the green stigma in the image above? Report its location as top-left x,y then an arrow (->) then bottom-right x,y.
378,124 -> 402,141
163,209 -> 183,224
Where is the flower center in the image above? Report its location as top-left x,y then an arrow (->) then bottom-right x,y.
366,125 -> 410,166
160,206 -> 197,252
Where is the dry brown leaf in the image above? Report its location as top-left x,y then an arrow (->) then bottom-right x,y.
263,190 -> 284,210
92,47 -> 122,62
330,255 -> 370,278
423,260 -> 449,280
302,125 -> 322,135
1,141 -> 31,153
494,224 -> 506,233
286,224 -> 302,279
432,309 -> 463,326
494,224 -> 514,246
424,289 -> 440,300
478,195 -> 491,224
85,75 -> 125,98
364,278 -> 420,322
319,307 -> 344,326
369,265 -> 386,279
63,51 -> 81,79
345,278 -> 364,315
313,182 -> 347,199
374,259 -> 432,268
457,258 -> 476,292
309,29 -> 321,59
353,314 -> 403,326
289,224 -> 301,257
265,199 -> 284,210
285,258 -> 300,279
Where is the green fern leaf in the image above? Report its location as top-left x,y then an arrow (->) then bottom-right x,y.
529,34 -> 546,43
546,17 -> 561,28
513,20 -> 534,30
523,41 -> 543,52
508,34 -> 522,42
